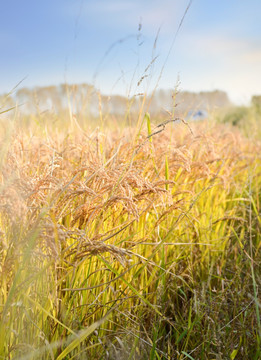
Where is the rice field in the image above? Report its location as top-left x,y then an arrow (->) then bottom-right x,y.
0,107 -> 261,359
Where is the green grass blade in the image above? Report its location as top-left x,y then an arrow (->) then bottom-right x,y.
56,310 -> 112,360
146,112 -> 152,143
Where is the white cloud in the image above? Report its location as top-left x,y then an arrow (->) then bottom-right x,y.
80,0 -> 187,34
158,32 -> 261,104
87,0 -> 135,13
182,33 -> 261,64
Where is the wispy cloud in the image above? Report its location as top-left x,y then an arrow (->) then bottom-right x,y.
75,0 -> 187,34
182,33 -> 260,58
178,32 -> 261,77
87,0 -> 135,13
174,33 -> 261,103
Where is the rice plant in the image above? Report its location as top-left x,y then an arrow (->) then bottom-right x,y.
0,108 -> 260,359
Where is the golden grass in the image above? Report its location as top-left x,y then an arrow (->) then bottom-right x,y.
0,114 -> 261,359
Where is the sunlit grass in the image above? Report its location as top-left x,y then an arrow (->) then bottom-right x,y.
0,107 -> 261,359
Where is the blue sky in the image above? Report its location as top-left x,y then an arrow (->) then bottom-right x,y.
1,0 -> 261,104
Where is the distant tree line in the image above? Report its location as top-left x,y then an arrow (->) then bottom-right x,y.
1,83 -> 258,117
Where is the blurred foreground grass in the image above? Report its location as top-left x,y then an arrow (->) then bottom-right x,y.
0,105 -> 261,359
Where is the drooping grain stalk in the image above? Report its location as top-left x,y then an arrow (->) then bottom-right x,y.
0,113 -> 260,359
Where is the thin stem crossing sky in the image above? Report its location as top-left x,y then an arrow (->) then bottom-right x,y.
1,0 -> 261,104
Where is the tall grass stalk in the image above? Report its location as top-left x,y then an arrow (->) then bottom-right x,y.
0,112 -> 260,359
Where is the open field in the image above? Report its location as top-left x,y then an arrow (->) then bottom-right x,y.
0,105 -> 261,359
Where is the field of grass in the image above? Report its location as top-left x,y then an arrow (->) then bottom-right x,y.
0,105 -> 261,359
